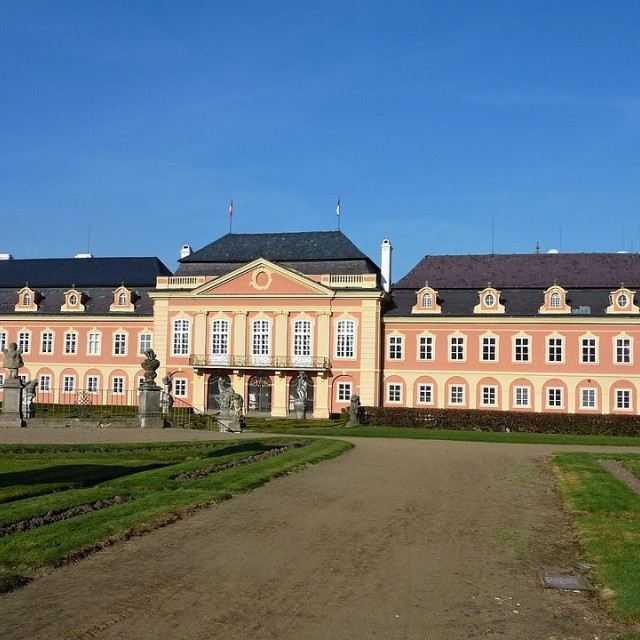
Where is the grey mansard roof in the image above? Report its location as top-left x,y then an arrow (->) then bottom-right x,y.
175,231 -> 380,277
0,257 -> 171,288
387,252 -> 640,317
0,257 -> 171,316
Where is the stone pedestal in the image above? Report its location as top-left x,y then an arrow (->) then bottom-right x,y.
138,384 -> 165,428
217,410 -> 243,433
293,399 -> 306,420
0,379 -> 25,427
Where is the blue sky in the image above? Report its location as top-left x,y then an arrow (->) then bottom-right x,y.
1,1 -> 639,280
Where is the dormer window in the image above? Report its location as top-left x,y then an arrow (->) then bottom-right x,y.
15,286 -> 39,312
109,285 -> 135,312
539,285 -> 571,314
61,288 -> 86,312
606,287 -> 639,315
474,286 -> 505,314
412,284 -> 441,314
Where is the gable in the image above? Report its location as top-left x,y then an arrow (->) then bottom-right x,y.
190,259 -> 334,298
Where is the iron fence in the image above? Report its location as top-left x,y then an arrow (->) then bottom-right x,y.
163,396 -> 222,430
33,388 -> 138,420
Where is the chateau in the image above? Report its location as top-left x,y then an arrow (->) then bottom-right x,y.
2,231 -> 639,418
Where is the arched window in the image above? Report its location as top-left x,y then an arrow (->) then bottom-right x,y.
422,293 -> 432,308
23,293 -> 31,306
336,319 -> 355,358
118,292 -> 127,306
550,292 -> 561,308
293,319 -> 312,365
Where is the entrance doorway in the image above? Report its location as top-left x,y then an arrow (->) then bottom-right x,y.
247,375 -> 272,413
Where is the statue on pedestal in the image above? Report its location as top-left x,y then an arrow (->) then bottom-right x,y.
3,343 -> 24,380
141,349 -> 160,385
347,394 -> 361,427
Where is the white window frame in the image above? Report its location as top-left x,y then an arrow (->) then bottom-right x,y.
581,387 -> 597,409
337,382 -> 352,402
251,319 -> 271,364
174,379 -> 188,397
481,385 -> 498,407
41,331 -> 54,354
481,336 -> 497,362
18,330 -> 31,354
615,337 -> 632,364
547,387 -> 563,408
513,336 -> 530,362
210,319 -> 231,365
113,332 -> 128,356
388,335 -> 404,360
547,336 -> 564,363
62,375 -> 76,393
64,331 -> 78,355
418,335 -> 434,361
172,319 -> 191,356
616,389 -> 632,410
449,335 -> 466,362
39,374 -> 51,392
87,332 -> 101,355
292,319 -> 312,366
417,383 -> 433,404
336,319 -> 356,359
387,383 -> 402,403
139,333 -> 152,355
513,386 -> 530,408
580,337 -> 598,364
449,384 -> 464,405
112,376 -> 125,395
87,375 -> 99,393
0,331 -> 6,353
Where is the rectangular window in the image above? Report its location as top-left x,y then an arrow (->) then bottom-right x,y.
581,337 -> 597,363
616,338 -> 631,364
39,374 -> 51,392
388,335 -> 403,360
481,336 -> 497,362
581,388 -> 597,409
418,336 -> 434,361
63,375 -> 76,393
41,331 -> 54,354
0,373 -> 4,387
112,377 -> 124,394
418,384 -> 433,404
514,337 -> 530,362
387,383 -> 402,403
139,333 -> 152,355
0,331 -> 6,353
616,389 -> 631,410
251,319 -> 270,364
547,387 -> 563,408
449,385 -> 464,405
174,379 -> 188,397
336,319 -> 355,359
293,320 -> 311,356
88,332 -> 101,355
514,386 -> 530,407
64,332 -> 77,355
87,376 -> 99,393
18,331 -> 30,354
114,333 -> 127,356
449,336 -> 465,361
172,319 -> 190,356
481,385 -> 497,406
547,337 -> 563,363
337,382 -> 352,401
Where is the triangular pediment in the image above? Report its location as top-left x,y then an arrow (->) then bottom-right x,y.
189,259 -> 334,297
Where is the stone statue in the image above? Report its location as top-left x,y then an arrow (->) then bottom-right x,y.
231,392 -> 244,416
347,394 -> 361,427
141,349 -> 160,384
162,371 -> 174,394
161,372 -> 174,412
3,342 -> 24,379
22,379 -> 38,417
217,378 -> 234,412
295,371 -> 309,402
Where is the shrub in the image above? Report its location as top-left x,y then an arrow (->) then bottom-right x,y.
360,406 -> 640,436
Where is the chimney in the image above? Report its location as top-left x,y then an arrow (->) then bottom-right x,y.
380,239 -> 392,293
180,244 -> 192,259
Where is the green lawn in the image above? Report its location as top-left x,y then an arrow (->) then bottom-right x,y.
0,437 -> 352,593
552,452 -> 640,631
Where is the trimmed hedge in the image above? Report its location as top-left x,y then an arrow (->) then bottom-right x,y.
360,406 -> 640,436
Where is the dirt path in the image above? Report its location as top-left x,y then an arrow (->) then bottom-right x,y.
1,429 -> 638,639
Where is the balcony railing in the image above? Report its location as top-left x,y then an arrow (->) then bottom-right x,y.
189,354 -> 331,370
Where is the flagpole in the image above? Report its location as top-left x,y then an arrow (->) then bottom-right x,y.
228,199 -> 234,234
